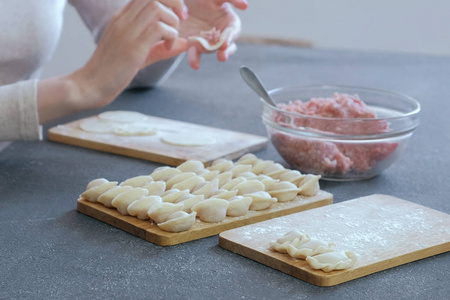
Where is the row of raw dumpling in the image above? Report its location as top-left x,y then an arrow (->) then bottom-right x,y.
80,154 -> 322,232
270,230 -> 357,272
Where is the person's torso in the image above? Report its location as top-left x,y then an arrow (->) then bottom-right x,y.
0,0 -> 66,84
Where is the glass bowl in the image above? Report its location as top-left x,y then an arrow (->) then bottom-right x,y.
261,85 -> 421,181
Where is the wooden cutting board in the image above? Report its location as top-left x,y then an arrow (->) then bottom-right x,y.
219,194 -> 450,286
48,115 -> 268,166
77,190 -> 333,246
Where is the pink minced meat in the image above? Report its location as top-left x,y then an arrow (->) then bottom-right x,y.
272,93 -> 398,175
200,27 -> 221,44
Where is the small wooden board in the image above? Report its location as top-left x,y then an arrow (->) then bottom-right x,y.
77,190 -> 333,246
218,194 -> 450,287
48,115 -> 268,166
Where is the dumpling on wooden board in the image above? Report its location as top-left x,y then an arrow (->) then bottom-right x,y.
81,180 -> 118,202
177,160 -> 205,174
245,191 -> 277,211
97,186 -> 132,207
147,202 -> 184,224
226,196 -> 252,217
191,198 -> 229,223
270,231 -> 310,253
157,211 -> 197,233
306,251 -> 357,272
111,187 -> 148,215
150,167 -> 181,182
127,196 -> 163,220
143,181 -> 166,196
120,175 -> 153,188
298,174 -> 321,196
287,238 -> 336,259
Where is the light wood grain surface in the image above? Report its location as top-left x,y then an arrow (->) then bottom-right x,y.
49,115 -> 268,166
219,194 -> 450,286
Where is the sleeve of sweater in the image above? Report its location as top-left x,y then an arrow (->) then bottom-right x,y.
68,0 -> 184,88
0,79 -> 41,141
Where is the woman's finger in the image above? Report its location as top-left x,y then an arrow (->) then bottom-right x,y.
217,42 -> 237,61
187,46 -> 202,70
144,38 -> 189,66
135,1 -> 180,32
214,0 -> 248,10
159,0 -> 188,20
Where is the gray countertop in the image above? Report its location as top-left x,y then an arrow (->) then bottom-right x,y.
1,43 -> 449,300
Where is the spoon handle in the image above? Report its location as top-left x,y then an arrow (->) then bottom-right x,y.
240,66 -> 277,107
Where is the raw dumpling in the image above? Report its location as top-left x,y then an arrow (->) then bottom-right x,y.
150,167 -> 181,181
246,191 -> 277,211
207,159 -> 233,172
157,211 -> 197,233
232,179 -> 265,195
176,194 -> 204,213
228,164 -> 252,178
216,171 -> 233,187
251,160 -> 274,175
111,187 -> 148,215
127,196 -> 162,220
212,189 -> 238,200
161,189 -> 190,203
147,202 -> 184,224
226,196 -> 252,217
270,231 -> 310,253
287,238 -> 336,259
306,251 -> 357,272
81,181 -> 118,202
143,181 -> 166,196
120,175 -> 153,188
268,181 -> 301,202
97,185 -> 132,207
235,153 -> 258,165
262,163 -> 286,178
221,177 -> 247,191
86,178 -> 109,190
177,160 -> 205,174
166,172 -> 197,189
172,175 -> 205,192
191,198 -> 229,223
199,170 -> 220,181
298,174 -> 321,196
192,178 -> 219,198
278,170 -> 305,187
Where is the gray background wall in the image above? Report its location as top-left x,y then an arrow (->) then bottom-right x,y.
43,1 -> 449,78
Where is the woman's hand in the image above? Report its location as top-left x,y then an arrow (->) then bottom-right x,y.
38,0 -> 190,124
179,0 -> 248,69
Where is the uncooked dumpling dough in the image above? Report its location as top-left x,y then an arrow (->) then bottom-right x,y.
98,110 -> 148,123
157,211 -> 197,232
79,118 -> 120,133
191,198 -> 229,223
161,133 -> 216,146
188,27 -> 233,51
306,251 -> 357,272
270,231 -> 310,253
287,238 -> 336,259
113,123 -> 157,136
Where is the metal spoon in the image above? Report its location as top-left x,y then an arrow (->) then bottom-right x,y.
240,65 -> 277,107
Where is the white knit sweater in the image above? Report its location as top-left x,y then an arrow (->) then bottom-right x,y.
0,0 -> 182,141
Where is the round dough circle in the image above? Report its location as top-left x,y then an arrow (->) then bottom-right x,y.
98,111 -> 148,123
114,123 -> 157,136
79,118 -> 120,133
161,133 -> 216,146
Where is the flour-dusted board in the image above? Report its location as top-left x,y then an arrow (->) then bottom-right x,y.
77,190 -> 333,246
48,114 -> 268,166
219,194 -> 450,286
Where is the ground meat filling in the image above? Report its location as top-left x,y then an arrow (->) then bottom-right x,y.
272,93 -> 398,175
